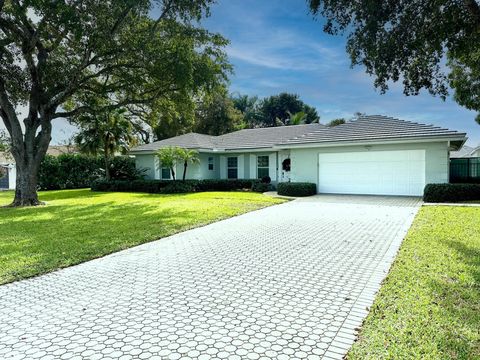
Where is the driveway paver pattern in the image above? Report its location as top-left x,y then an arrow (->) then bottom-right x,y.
0,195 -> 421,360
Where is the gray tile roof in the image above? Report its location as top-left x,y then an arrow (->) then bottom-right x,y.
281,115 -> 466,146
131,115 -> 467,153
450,145 -> 480,158
131,133 -> 217,152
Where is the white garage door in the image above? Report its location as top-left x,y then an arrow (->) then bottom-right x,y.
318,150 -> 426,196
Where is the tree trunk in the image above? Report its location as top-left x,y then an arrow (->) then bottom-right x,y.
170,167 -> 176,181
104,156 -> 111,181
183,161 -> 187,181
10,162 -> 43,206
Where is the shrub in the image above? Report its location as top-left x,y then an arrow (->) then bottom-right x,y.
92,179 -> 255,194
261,176 -> 271,184
38,154 -> 141,190
251,181 -> 272,193
277,182 -> 316,197
423,183 -> 480,202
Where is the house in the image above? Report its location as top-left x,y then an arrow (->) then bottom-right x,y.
0,145 -> 79,190
0,152 -> 15,190
450,145 -> 480,158
130,115 -> 467,196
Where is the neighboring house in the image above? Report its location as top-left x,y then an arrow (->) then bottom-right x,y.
0,152 -> 15,190
450,145 -> 480,158
0,145 -> 78,190
130,115 -> 467,196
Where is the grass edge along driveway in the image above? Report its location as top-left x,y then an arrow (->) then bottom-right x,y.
0,189 -> 285,285
348,205 -> 480,360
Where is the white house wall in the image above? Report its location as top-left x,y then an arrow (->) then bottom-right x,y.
289,141 -> 449,188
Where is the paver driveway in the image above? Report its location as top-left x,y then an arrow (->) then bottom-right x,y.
0,195 -> 421,360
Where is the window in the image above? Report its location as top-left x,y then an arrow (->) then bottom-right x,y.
208,157 -> 214,171
257,155 -> 269,178
161,167 -> 171,180
227,157 -> 238,179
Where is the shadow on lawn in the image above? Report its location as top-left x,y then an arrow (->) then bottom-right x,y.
0,199 -> 200,284
427,239 -> 480,358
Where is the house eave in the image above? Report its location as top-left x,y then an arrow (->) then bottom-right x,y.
273,135 -> 468,150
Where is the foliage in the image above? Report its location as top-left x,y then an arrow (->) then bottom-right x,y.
448,50 -> 480,123
287,111 -> 307,126
0,189 -> 284,284
308,0 -> 480,120
423,183 -> 480,202
92,179 -> 255,193
251,181 -> 272,193
37,154 -> 140,190
277,182 -> 317,197
176,148 -> 200,181
0,0 -> 230,205
231,94 -> 262,127
156,147 -> 179,180
0,130 -> 8,152
348,206 -> 480,359
257,93 -> 320,127
327,118 -> 346,127
74,108 -> 135,180
195,91 -> 245,135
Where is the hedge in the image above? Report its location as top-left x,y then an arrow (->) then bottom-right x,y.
277,182 -> 316,197
423,183 -> 480,203
91,179 -> 257,194
38,154 -> 142,190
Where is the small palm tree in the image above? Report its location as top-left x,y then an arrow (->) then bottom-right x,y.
156,147 -> 179,180
287,111 -> 307,125
176,148 -> 200,181
75,109 -> 134,180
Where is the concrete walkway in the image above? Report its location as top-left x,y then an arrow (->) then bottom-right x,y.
0,195 -> 421,360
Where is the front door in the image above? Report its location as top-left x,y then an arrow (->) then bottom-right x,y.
278,151 -> 291,182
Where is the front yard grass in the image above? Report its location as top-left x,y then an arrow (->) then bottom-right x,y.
0,189 -> 285,285
348,206 -> 480,360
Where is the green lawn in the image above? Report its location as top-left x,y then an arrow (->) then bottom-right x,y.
348,206 -> 480,360
0,189 -> 285,285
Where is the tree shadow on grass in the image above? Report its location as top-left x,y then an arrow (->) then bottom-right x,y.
427,239 -> 480,359
0,200 -> 201,284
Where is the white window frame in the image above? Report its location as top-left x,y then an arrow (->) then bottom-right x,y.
208,156 -> 214,171
257,155 -> 269,179
227,156 -> 238,179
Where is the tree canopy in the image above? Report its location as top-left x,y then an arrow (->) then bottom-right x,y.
308,0 -> 480,120
0,0 -> 229,205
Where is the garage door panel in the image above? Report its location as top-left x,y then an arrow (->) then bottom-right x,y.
318,150 -> 425,196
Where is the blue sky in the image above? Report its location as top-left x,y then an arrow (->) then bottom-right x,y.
4,0 -> 478,145
203,0 -> 479,145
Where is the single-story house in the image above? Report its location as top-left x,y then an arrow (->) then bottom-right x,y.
450,144 -> 480,158
0,152 -> 15,190
130,115 -> 467,196
0,145 -> 78,190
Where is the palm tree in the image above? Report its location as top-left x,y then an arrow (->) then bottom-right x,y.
75,109 -> 134,180
176,148 -> 200,181
287,111 -> 307,125
156,147 -> 179,180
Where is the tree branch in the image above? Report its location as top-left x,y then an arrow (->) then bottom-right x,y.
464,0 -> 480,28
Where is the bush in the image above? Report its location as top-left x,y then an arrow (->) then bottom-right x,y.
423,183 -> 480,203
251,181 -> 272,193
38,154 -> 141,190
92,179 -> 255,194
277,182 -> 316,197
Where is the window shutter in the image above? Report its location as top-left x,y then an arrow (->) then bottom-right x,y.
238,155 -> 244,179
220,156 -> 227,179
250,154 -> 257,179
269,153 -> 277,181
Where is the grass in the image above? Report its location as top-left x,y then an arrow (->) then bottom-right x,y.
0,189 -> 285,285
348,206 -> 480,360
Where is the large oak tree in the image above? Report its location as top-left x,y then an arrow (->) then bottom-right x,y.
308,0 -> 480,116
0,0 -> 229,206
